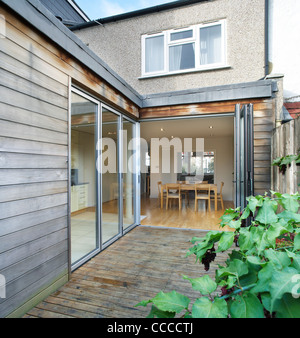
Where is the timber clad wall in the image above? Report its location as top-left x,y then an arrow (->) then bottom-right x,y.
0,3 -> 138,317
0,6 -> 69,318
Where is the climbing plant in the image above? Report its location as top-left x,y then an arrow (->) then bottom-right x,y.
136,192 -> 300,318
272,154 -> 300,174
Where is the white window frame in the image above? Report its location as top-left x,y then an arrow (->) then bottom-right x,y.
141,20 -> 227,78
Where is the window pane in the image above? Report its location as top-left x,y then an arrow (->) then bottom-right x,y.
170,29 -> 193,41
200,24 -> 222,65
101,108 -> 120,244
122,119 -> 135,230
203,152 -> 215,183
145,35 -> 164,73
169,43 -> 195,71
71,92 -> 98,265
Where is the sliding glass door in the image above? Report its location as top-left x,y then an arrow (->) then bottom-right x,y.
101,107 -> 120,244
122,118 -> 136,230
70,90 -> 99,266
70,87 -> 139,269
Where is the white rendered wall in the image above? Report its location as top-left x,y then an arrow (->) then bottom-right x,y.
268,0 -> 300,101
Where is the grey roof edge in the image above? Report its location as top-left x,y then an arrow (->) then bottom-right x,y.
70,0 -> 211,31
141,80 -> 278,108
0,0 -> 143,107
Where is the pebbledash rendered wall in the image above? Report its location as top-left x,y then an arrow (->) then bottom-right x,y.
73,0 -> 267,96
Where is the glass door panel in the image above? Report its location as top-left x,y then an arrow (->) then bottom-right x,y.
101,107 -> 120,244
71,91 -> 98,265
122,118 -> 136,229
234,104 -> 254,210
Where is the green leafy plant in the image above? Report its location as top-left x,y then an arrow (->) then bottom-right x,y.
136,192 -> 300,318
272,154 -> 300,174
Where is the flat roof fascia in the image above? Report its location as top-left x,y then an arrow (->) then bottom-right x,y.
141,80 -> 278,108
0,0 -> 143,107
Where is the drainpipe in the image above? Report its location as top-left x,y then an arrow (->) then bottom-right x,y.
265,0 -> 269,77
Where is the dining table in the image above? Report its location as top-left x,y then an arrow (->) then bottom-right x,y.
160,183 -> 218,211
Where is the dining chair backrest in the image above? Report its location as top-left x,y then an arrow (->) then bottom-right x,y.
166,183 -> 181,193
195,183 -> 211,196
220,182 -> 224,194
157,181 -> 162,194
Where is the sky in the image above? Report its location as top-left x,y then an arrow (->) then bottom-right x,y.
75,0 -> 174,20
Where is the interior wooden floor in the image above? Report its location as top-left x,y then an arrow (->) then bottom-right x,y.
141,195 -> 234,231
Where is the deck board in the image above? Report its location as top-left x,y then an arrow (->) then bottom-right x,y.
25,226 -> 229,318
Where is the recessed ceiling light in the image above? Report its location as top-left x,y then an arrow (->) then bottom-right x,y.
209,126 -> 213,129
161,128 -> 165,131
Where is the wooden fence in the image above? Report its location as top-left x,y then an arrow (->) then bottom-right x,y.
271,117 -> 300,194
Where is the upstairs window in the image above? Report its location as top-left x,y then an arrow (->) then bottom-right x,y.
169,29 -> 195,72
145,34 -> 165,73
142,20 -> 226,77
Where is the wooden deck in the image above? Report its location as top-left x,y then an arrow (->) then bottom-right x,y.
24,226 -> 228,318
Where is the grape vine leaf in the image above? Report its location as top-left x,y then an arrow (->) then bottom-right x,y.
255,199 -> 278,225
279,194 -> 299,213
264,249 -> 291,270
192,297 -> 228,318
151,291 -> 190,314
238,228 -> 252,251
294,233 -> 300,251
229,292 -> 265,318
215,232 -> 235,253
146,305 -> 176,318
250,262 -> 274,294
278,210 -> 300,223
216,259 -> 248,281
182,275 -> 217,295
266,223 -> 289,244
272,294 -> 300,318
269,267 -> 300,313
246,195 -> 263,213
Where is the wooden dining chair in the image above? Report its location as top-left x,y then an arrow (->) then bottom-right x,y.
157,181 -> 166,206
195,183 -> 211,212
177,181 -> 189,205
210,181 -> 224,210
166,183 -> 181,210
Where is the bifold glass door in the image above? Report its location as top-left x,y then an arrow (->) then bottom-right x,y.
234,104 -> 254,210
70,88 -> 139,269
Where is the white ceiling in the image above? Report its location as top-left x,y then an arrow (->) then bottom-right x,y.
140,115 -> 234,141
